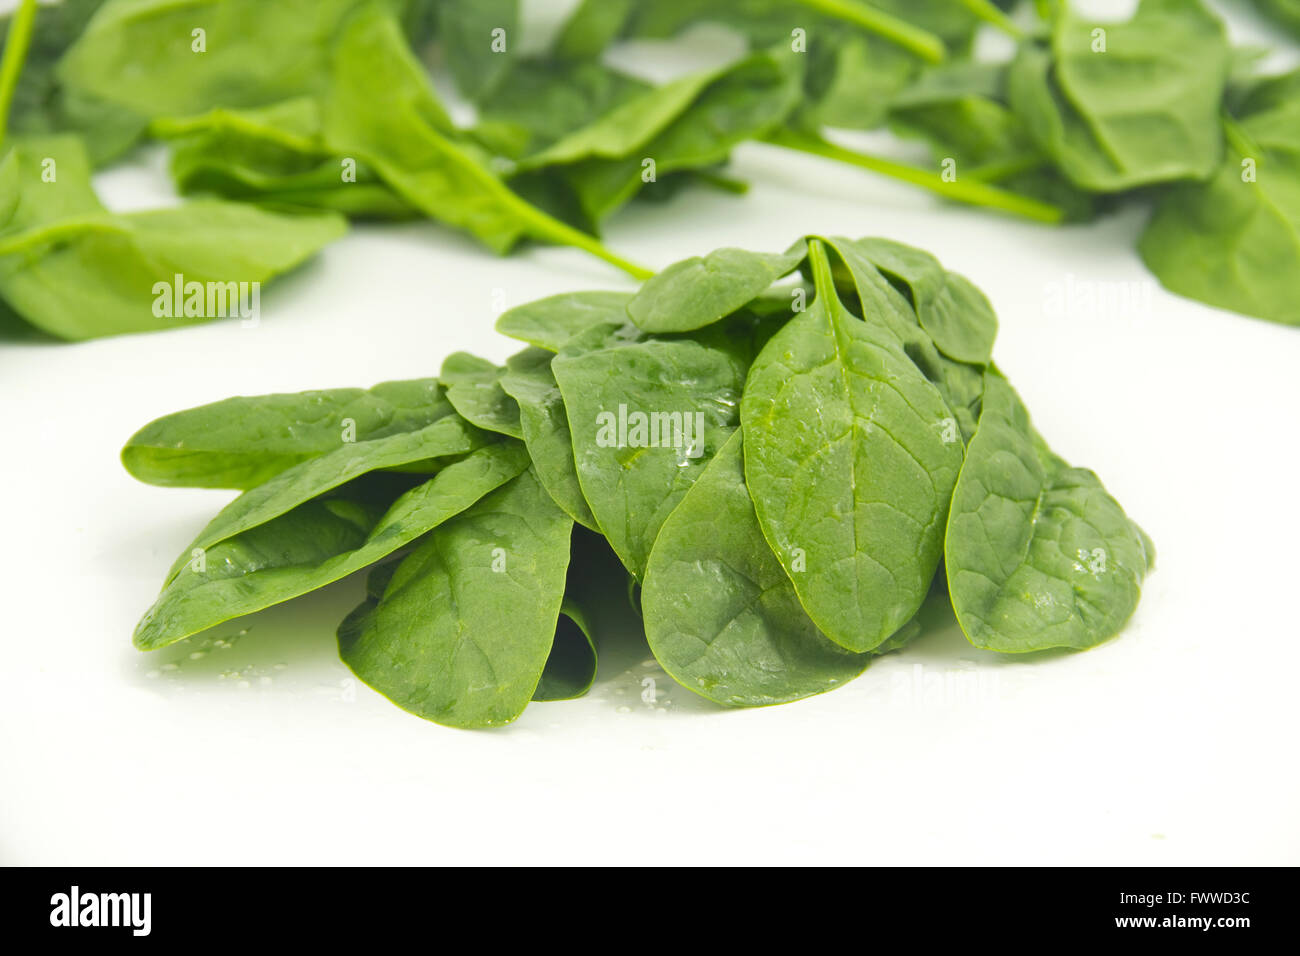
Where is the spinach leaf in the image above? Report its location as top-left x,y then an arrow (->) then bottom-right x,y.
437,0 -> 518,102
58,0 -> 650,277
0,135 -> 346,340
552,319 -> 752,577
1138,71 -> 1300,326
553,0 -> 635,61
887,61 -> 1097,222
644,431 -> 872,706
626,240 -> 806,333
498,347 -> 599,530
122,378 -> 450,489
495,290 -> 633,352
837,237 -> 997,365
1007,0 -> 1229,192
740,239 -> 963,652
439,352 -> 524,438
134,441 -> 529,650
337,466 -> 573,729
815,235 -> 989,442
153,99 -> 415,219
0,0 -> 144,164
0,148 -> 343,338
945,371 -> 1154,652
519,48 -> 802,225
472,59 -> 649,161
160,412 -> 489,583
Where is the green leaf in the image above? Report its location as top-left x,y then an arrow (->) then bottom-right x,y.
838,237 -> 997,365
627,240 -> 806,333
740,239 -> 963,652
521,48 -> 802,224
154,99 -> 415,219
337,467 -> 573,728
472,59 -> 648,161
161,412 -> 489,582
553,319 -> 753,577
134,441 -> 529,650
552,0 -> 634,60
495,290 -> 632,352
945,372 -> 1154,652
437,0 -> 518,102
57,0 -> 368,117
439,352 -> 523,438
0,136 -> 346,340
1138,74 -> 1300,326
122,378 -> 450,489
498,347 -> 599,529
1,0 -> 145,164
1007,0 -> 1230,192
816,235 -> 988,442
644,431 -> 872,706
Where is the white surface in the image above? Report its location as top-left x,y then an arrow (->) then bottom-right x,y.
3,6 -> 1300,866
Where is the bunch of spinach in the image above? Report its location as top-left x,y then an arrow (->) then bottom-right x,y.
126,234 -> 1153,727
505,0 -> 1300,323
9,0 -> 1295,337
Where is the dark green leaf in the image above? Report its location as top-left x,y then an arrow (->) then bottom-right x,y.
945,372 -> 1154,652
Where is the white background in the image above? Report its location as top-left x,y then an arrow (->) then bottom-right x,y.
2,0 -> 1298,865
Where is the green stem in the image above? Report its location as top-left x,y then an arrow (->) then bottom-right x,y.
767,129 -> 1064,224
0,0 -> 38,149
954,0 -> 1024,39
793,0 -> 946,63
412,131 -> 654,281
530,212 -> 655,280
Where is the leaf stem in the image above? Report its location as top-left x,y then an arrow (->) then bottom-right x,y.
528,212 -> 655,280
954,0 -> 1025,39
792,0 -> 947,63
767,129 -> 1064,224
0,0 -> 39,149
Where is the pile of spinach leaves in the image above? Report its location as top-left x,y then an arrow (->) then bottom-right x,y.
125,235 -> 1154,727
6,0 -> 1295,338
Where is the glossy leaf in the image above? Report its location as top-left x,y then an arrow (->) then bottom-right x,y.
644,431 -> 872,706
161,412 -> 488,582
440,351 -> 523,438
499,347 -> 598,529
338,467 -> 573,728
741,240 -> 963,652
134,442 -> 529,650
553,320 -> 752,577
122,378 -> 450,489
626,240 -> 806,333
495,290 -> 632,352
839,237 -> 997,365
945,372 -> 1153,652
